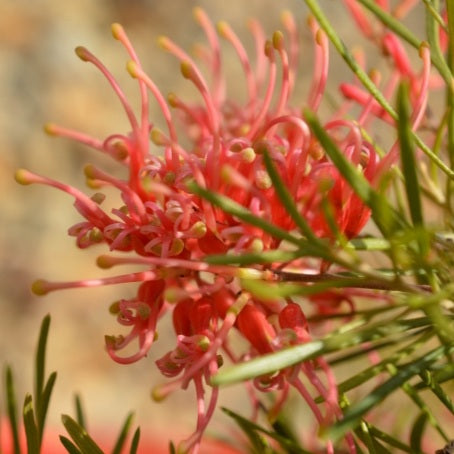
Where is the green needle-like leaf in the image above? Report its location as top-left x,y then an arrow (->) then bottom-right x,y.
5,366 -> 21,454
213,317 -> 434,386
354,422 -> 392,454
23,394 -> 39,454
111,412 -> 134,454
204,248 -> 313,266
418,369 -> 454,413
212,340 -> 323,385
222,407 -> 308,454
35,315 -> 51,407
129,428 -> 141,454
37,371 -> 57,439
397,83 -> 424,229
336,330 -> 433,395
60,436 -> 83,454
74,394 -> 86,429
409,412 -> 428,454
347,237 -> 391,251
61,414 -> 104,454
368,424 -> 412,452
327,344 -> 452,441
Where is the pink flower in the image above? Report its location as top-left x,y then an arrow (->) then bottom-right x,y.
15,6 -> 421,452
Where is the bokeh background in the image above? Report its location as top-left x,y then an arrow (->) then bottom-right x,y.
0,0 -> 425,452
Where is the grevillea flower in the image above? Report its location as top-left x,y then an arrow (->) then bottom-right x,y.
15,6 -> 433,453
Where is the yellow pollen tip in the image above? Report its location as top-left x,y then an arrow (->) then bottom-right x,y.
163,287 -> 186,304
192,6 -> 204,22
43,123 -> 58,136
180,61 -> 193,79
126,60 -> 139,78
86,178 -> 101,190
109,301 -> 121,314
157,36 -> 171,51
83,164 -> 96,179
150,128 -> 168,146
96,255 -> 114,269
315,28 -> 326,46
272,31 -> 284,50
241,147 -> 256,163
220,164 -> 233,183
14,169 -> 34,185
419,41 -> 429,57
75,46 -> 90,62
264,40 -> 274,58
31,279 -> 49,296
306,14 -> 316,27
216,21 -> 230,38
188,221 -> 207,238
151,386 -> 169,402
111,23 -> 124,40
167,92 -> 179,108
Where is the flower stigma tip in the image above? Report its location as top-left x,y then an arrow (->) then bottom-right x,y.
111,22 -> 124,40
74,46 -> 91,62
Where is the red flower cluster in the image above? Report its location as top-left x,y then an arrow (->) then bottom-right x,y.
16,3 -> 432,452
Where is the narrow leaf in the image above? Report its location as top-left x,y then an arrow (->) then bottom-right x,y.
410,412 -> 428,454
335,330 -> 433,395
169,441 -> 176,454
35,315 -> 51,408
23,394 -> 39,454
60,435 -> 83,454
424,0 -> 452,85
74,394 -> 86,429
212,340 -> 323,386
347,237 -> 390,251
62,414 -> 104,454
353,422 -> 391,454
397,83 -> 424,228
271,417 -> 304,454
129,427 -> 141,454
327,344 -> 450,441
5,366 -> 21,454
222,407 -> 309,454
418,369 -> 454,413
204,249 -> 314,266
213,316 -> 434,386
37,371 -> 57,438
111,412 -> 134,454
368,424 -> 412,452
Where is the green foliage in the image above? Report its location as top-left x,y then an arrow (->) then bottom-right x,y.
1,315 -> 142,454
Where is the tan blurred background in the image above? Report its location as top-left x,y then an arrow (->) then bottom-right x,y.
0,0 -> 424,451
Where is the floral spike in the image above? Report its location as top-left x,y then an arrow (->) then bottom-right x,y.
17,3 -> 447,452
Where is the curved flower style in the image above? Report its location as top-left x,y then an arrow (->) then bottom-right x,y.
16,5 -> 433,453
